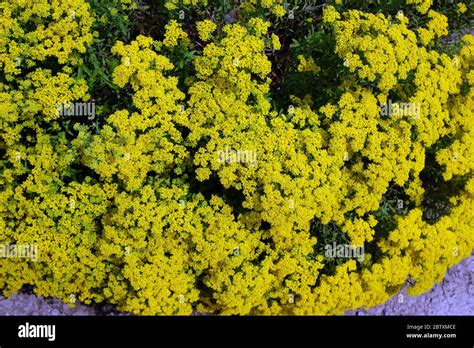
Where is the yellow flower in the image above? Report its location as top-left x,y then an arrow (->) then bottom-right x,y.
457,3 -> 467,14
248,17 -> 270,36
163,20 -> 189,47
1,0 -> 473,317
297,55 -> 320,73
323,6 -> 341,24
271,33 -> 281,50
196,20 -> 217,41
273,4 -> 286,17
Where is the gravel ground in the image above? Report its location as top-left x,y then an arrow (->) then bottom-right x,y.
0,293 -> 123,316
346,252 -> 474,316
1,252 -> 472,316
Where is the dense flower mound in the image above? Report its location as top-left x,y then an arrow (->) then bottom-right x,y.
0,0 -> 473,315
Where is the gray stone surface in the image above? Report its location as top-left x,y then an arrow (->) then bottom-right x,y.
346,253 -> 474,316
0,293 -> 124,316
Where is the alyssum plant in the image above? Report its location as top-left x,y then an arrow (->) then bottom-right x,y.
0,0 -> 473,315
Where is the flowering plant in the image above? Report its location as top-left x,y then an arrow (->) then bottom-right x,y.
0,0 -> 473,315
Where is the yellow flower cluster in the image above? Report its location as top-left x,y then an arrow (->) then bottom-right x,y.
1,2 -> 473,316
457,3 -> 467,14
297,55 -> 320,73
326,7 -> 420,92
0,0 -> 94,77
76,36 -> 187,192
242,0 -> 286,17
165,0 -> 208,11
407,0 -> 433,14
436,35 -> 474,180
163,20 -> 190,47
196,20 -> 217,41
417,10 -> 448,46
